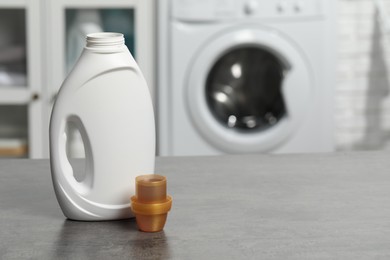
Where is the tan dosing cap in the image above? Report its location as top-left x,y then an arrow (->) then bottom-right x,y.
131,174 -> 172,232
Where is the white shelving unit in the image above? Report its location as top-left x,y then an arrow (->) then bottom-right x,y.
0,0 -> 43,158
0,0 -> 155,158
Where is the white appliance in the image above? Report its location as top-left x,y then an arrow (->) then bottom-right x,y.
158,0 -> 336,156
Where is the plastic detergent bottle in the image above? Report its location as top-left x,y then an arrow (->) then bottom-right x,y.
50,32 -> 155,221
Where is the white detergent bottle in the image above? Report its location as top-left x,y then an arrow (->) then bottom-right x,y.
50,32 -> 155,221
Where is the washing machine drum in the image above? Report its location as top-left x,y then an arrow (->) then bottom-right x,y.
187,29 -> 313,153
206,47 -> 286,131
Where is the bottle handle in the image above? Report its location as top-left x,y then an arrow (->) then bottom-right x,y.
52,113 -> 93,195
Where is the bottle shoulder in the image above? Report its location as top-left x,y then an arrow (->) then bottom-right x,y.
60,47 -> 140,91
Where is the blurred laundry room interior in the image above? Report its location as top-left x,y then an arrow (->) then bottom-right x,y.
0,0 -> 389,158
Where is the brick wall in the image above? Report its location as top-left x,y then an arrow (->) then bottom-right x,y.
336,0 -> 390,151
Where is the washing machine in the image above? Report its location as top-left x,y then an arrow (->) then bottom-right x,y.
158,0 -> 336,156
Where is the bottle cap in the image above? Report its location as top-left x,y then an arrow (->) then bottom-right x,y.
131,174 -> 172,232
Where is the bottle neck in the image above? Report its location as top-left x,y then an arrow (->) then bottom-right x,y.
86,32 -> 125,50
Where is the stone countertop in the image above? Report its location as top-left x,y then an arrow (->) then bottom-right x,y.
1,152 -> 390,259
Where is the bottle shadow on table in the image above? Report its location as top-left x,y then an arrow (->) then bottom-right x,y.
51,218 -> 171,259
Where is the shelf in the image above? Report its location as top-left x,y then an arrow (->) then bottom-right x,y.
0,138 -> 28,157
0,105 -> 28,157
0,87 -> 31,104
0,0 -> 28,8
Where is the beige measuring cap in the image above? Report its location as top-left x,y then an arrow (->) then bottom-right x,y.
131,174 -> 172,232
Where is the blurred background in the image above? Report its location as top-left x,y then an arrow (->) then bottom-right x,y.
0,0 -> 388,158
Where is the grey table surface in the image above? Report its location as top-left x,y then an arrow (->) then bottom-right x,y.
1,152 -> 390,259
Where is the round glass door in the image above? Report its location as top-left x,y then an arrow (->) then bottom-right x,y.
206,47 -> 287,132
186,28 -> 312,153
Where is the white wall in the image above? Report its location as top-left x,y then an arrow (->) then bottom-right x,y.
336,0 -> 390,151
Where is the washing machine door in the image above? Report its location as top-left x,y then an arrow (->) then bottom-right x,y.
186,28 -> 313,153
